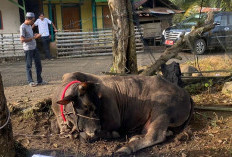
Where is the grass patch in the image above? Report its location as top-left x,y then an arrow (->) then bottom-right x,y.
181,56 -> 232,76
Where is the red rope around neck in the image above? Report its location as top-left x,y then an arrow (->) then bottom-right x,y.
60,80 -> 81,122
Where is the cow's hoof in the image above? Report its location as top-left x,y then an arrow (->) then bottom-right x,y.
79,132 -> 88,142
112,131 -> 120,138
70,133 -> 79,139
115,146 -> 132,155
166,130 -> 173,136
59,134 -> 70,139
129,135 -> 143,142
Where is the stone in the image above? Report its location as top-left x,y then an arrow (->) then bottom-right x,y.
181,65 -> 202,77
222,81 -> 232,97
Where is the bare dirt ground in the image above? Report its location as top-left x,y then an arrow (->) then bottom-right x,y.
1,51 -> 232,156
7,82 -> 232,157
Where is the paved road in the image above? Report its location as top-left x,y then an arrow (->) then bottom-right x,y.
0,51 -> 226,87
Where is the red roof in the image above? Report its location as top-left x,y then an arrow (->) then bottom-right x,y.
199,7 -> 221,12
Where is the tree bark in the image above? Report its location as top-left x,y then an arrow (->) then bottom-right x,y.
126,0 -> 138,74
140,12 -> 215,76
0,73 -> 15,157
108,0 -> 137,74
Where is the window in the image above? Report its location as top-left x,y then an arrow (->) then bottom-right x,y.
0,11 -> 3,29
214,15 -> 227,26
228,14 -> 232,25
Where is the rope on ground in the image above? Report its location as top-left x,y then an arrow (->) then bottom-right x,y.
0,107 -> 11,130
195,106 -> 232,112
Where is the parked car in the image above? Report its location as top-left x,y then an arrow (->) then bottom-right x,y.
162,12 -> 232,54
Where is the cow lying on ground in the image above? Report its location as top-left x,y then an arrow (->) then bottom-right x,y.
52,72 -> 194,154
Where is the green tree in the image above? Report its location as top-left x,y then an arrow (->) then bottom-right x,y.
171,0 -> 232,24
171,0 -> 232,12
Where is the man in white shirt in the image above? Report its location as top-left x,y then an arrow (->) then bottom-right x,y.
33,13 -> 57,60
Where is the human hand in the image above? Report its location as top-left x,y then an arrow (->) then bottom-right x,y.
54,29 -> 58,32
34,33 -> 41,39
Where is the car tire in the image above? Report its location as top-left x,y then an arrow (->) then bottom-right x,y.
193,39 -> 206,55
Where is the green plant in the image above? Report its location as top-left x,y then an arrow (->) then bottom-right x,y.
184,82 -> 206,94
110,66 -> 115,73
204,79 -> 213,94
210,112 -> 224,128
21,108 -> 35,120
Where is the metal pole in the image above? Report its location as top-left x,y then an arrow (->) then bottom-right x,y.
22,0 -> 26,17
48,0 -> 54,41
92,0 -> 97,32
8,0 -> 26,17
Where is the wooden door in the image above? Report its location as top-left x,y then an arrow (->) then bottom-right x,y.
103,6 -> 112,29
62,6 -> 81,31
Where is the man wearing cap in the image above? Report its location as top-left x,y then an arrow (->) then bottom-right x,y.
20,12 -> 46,87
32,12 -> 57,60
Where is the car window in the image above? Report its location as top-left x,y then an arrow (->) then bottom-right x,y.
228,14 -> 232,25
181,13 -> 207,26
214,15 -> 221,23
215,15 -> 227,26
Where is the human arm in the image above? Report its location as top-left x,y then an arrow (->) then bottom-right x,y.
20,34 -> 41,43
32,24 -> 35,29
32,19 -> 38,29
52,22 -> 58,32
20,25 -> 32,43
46,18 -> 58,32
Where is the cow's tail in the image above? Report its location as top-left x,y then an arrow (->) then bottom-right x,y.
183,97 -> 194,128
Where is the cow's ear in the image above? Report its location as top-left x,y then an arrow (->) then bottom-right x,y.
57,95 -> 73,105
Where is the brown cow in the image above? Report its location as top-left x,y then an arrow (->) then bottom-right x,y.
52,72 -> 194,154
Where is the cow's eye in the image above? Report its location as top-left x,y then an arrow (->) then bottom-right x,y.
83,105 -> 88,110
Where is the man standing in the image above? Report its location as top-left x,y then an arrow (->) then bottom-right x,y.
33,13 -> 57,60
20,12 -> 45,87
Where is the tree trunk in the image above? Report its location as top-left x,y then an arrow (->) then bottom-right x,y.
108,0 -> 137,74
0,73 -> 15,157
126,0 -> 137,74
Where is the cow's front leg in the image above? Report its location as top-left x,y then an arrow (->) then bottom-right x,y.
115,114 -> 169,155
93,130 -> 120,139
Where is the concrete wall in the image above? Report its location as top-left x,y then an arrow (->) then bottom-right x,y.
0,0 -> 20,33
96,6 -> 103,29
80,0 -> 93,32
55,4 -> 62,30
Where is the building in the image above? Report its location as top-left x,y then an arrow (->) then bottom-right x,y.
135,0 -> 183,45
1,0 -> 181,47
1,0 -> 181,34
0,0 -> 21,33
42,0 -> 111,32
